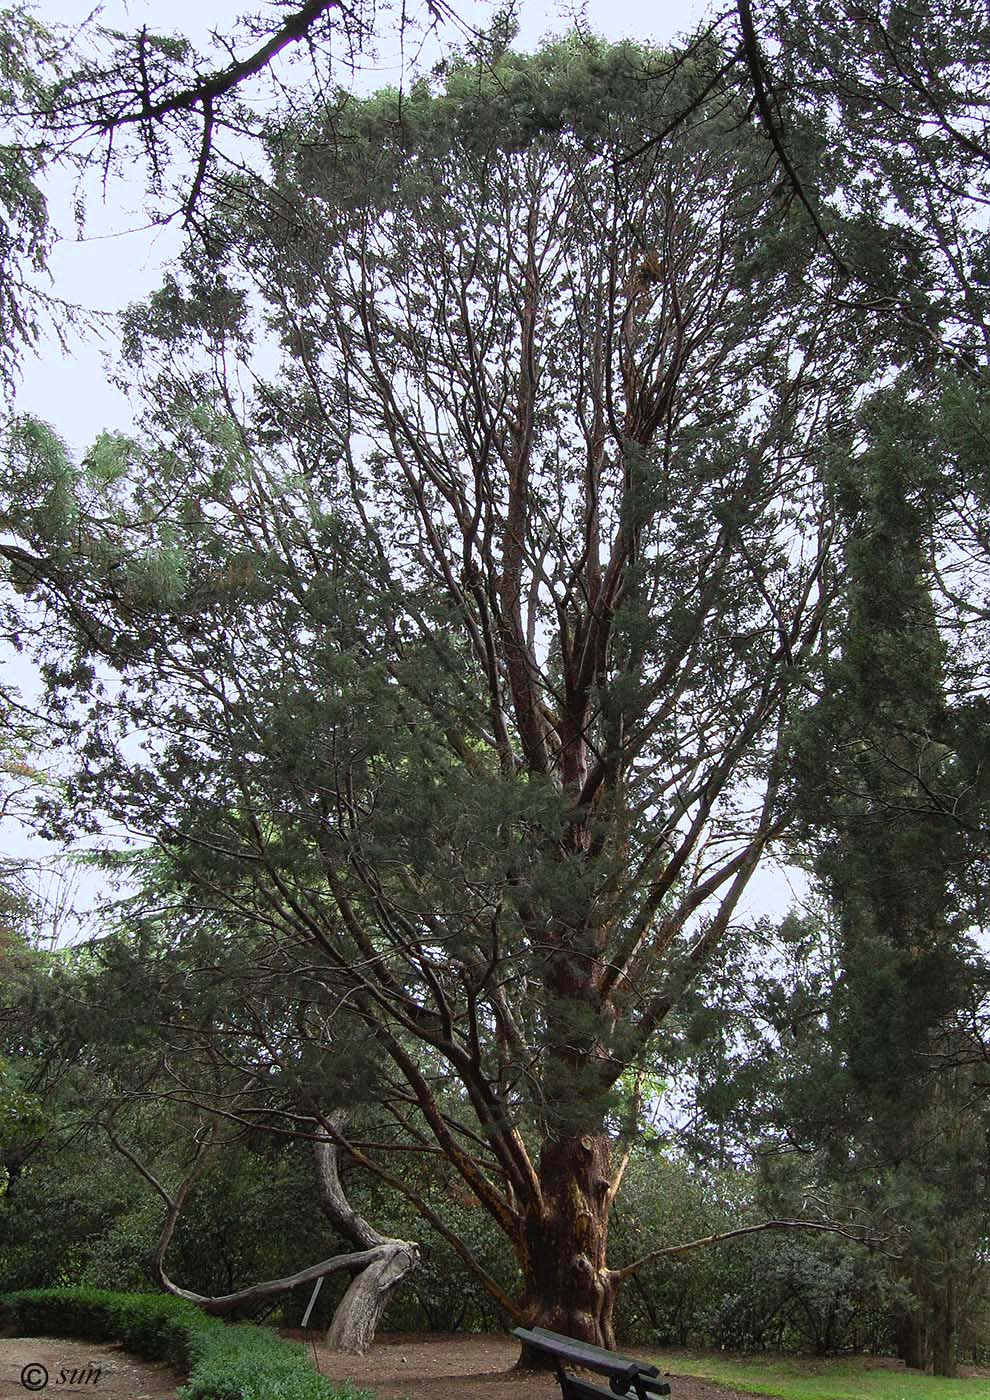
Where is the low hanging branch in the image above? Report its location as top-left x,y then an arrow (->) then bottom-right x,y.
608,1217 -> 891,1284
26,0 -> 459,228
94,1 -> 347,131
155,1244 -> 394,1316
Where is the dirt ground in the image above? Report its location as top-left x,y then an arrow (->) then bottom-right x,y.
2,1329 -> 985,1400
0,1331 -> 778,1400
0,1337 -> 179,1399
302,1331 -> 777,1400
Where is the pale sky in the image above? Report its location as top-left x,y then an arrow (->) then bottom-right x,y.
10,0 -> 810,937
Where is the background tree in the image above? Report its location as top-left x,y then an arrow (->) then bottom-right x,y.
661,12 -> 990,1370
791,378 -> 990,1377
0,896 -> 429,1352
712,0 -> 990,372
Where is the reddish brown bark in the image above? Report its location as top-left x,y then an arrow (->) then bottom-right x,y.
519,1133 -> 617,1352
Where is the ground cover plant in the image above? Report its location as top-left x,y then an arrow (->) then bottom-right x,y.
664,1350 -> 989,1400
0,1287 -> 370,1400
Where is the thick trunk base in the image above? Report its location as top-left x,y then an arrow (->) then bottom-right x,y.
518,1132 -> 617,1362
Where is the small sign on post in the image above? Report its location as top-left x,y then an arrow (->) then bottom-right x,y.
301,1275 -> 324,1329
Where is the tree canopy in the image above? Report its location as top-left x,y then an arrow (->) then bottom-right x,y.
1,5 -> 989,1376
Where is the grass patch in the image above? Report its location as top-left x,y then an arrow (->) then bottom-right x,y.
0,1287 -> 370,1400
658,1349 -> 989,1400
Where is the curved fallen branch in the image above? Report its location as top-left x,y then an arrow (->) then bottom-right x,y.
157,1244 -> 397,1314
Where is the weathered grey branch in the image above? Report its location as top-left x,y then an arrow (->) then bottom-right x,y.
158,1245 -> 391,1314
106,1110 -> 418,1348
314,1109 -> 388,1250
313,1108 -> 421,1353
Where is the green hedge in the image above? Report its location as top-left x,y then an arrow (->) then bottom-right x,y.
0,1288 -> 371,1400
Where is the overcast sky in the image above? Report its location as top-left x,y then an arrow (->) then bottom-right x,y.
10,0 -> 812,936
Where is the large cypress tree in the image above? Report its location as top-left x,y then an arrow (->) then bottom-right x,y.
1,38 -> 875,1343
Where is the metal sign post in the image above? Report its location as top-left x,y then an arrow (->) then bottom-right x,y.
301,1275 -> 324,1329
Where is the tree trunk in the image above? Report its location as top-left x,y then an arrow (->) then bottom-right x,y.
313,1111 -> 421,1355
930,1275 -> 957,1378
326,1240 -> 420,1355
895,1300 -> 928,1371
519,1132 -> 617,1357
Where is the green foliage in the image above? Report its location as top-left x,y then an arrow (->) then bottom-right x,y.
0,417 -> 79,550
0,1288 -> 368,1400
767,0 -> 990,359
166,1147 -> 331,1303
611,1155 -> 749,1346
609,1154 -> 893,1356
0,1287 -> 218,1370
693,1235 -> 891,1357
0,1131 -> 154,1291
368,1175 -> 520,1334
668,900 -> 990,1368
0,1055 -> 45,1157
0,1092 -> 338,1300
778,373 -> 989,1376
0,5 -> 54,379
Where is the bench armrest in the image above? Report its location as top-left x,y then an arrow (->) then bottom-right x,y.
625,1376 -> 671,1398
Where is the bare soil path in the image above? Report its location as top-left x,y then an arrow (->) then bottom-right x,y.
0,1337 -> 179,1399
303,1331 -> 777,1400
0,1331 -> 776,1400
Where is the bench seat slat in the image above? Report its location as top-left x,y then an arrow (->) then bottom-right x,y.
513,1328 -> 659,1382
625,1377 -> 672,1398
556,1376 -> 620,1400
512,1327 -> 671,1398
559,1378 -> 672,1400
529,1328 -> 659,1375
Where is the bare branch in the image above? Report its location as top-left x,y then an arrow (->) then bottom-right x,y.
609,1218 -> 890,1283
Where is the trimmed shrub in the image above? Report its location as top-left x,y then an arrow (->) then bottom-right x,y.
0,1288 -> 369,1400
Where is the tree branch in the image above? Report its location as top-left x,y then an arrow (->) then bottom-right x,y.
609,1218 -> 889,1283
84,1 -> 345,131
736,0 -> 849,271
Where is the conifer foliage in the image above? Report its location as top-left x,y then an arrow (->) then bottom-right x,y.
1,38 -> 876,1343
2,6 -> 990,1370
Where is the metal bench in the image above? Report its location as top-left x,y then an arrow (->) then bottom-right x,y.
512,1326 -> 672,1400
